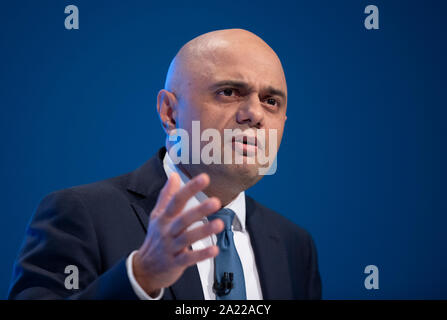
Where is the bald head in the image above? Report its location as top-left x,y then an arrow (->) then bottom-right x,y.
164,29 -> 286,98
157,28 -> 288,203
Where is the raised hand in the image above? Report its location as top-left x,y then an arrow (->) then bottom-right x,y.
132,172 -> 224,297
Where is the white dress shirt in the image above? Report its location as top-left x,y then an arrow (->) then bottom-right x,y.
126,152 -> 263,300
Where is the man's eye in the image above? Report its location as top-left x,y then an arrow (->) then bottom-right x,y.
218,88 -> 235,96
266,98 -> 278,106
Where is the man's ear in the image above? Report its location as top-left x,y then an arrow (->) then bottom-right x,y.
157,89 -> 178,135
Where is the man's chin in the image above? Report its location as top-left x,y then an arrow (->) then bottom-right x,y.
220,162 -> 264,187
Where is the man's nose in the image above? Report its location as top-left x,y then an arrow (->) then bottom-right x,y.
236,95 -> 264,128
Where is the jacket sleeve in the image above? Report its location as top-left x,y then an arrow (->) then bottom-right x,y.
8,189 -> 139,300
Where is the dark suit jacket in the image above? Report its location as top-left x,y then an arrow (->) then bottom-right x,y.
8,147 -> 321,300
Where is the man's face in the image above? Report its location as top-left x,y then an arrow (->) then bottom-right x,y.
173,37 -> 287,187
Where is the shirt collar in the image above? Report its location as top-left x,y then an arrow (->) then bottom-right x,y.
162,151 -> 246,231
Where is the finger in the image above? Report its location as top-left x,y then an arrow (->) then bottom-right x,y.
175,245 -> 219,267
152,173 -> 181,218
164,173 -> 210,219
168,197 -> 221,238
171,219 -> 224,254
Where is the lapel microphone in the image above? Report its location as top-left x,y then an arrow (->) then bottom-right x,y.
213,272 -> 234,297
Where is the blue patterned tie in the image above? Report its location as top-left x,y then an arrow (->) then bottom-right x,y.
208,208 -> 246,300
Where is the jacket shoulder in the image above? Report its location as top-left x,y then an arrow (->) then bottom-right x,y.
41,171 -> 134,210
245,195 -> 313,242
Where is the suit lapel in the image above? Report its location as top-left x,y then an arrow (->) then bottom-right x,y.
127,147 -> 203,300
168,265 -> 204,300
246,196 -> 293,299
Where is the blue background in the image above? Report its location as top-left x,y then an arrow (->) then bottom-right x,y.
1,0 -> 446,299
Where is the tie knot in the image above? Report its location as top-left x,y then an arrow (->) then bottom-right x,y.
209,208 -> 235,231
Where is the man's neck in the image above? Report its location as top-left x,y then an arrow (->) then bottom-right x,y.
175,162 -> 242,207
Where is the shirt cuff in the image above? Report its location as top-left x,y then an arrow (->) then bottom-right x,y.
126,250 -> 164,300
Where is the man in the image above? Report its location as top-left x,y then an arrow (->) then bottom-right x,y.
8,29 -> 321,300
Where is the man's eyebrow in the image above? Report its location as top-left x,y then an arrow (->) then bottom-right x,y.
208,80 -> 250,91
265,86 -> 287,100
209,80 -> 287,100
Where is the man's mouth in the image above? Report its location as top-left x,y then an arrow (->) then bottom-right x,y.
232,135 -> 259,156
232,136 -> 257,145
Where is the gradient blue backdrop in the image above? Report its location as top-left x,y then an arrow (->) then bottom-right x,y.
1,0 -> 446,299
